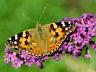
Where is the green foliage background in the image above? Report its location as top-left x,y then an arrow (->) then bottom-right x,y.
0,0 -> 96,72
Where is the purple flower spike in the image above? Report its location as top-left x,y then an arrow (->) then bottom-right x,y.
52,52 -> 61,61
35,61 -> 43,68
59,13 -> 96,58
4,13 -> 96,68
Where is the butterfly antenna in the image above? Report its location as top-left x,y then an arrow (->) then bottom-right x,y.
38,4 -> 48,24
22,12 -> 36,24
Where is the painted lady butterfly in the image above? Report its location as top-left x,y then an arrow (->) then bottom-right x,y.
5,21 -> 76,56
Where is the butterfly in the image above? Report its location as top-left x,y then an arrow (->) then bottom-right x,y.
5,21 -> 76,56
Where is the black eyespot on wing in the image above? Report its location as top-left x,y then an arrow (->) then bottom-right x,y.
64,22 -> 70,27
55,22 -> 62,27
55,21 -> 63,29
55,32 -> 59,37
17,32 -> 23,39
11,36 -> 15,41
25,41 -> 29,45
26,31 -> 29,36
50,24 -> 53,28
50,24 -> 56,31
25,31 -> 31,38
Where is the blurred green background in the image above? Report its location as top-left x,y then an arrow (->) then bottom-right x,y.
0,0 -> 96,72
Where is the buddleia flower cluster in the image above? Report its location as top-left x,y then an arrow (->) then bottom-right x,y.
4,13 -> 96,68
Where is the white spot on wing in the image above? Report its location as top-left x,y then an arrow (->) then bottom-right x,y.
15,34 -> 18,40
68,21 -> 71,24
68,27 -> 70,28
69,24 -> 72,26
61,21 -> 65,27
9,38 -> 11,40
14,41 -> 17,44
65,27 -> 68,30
